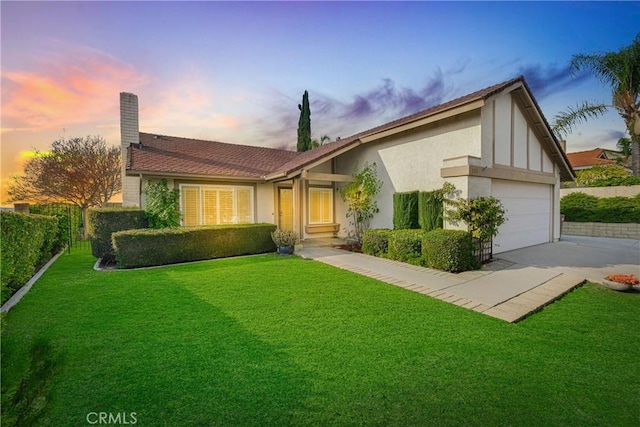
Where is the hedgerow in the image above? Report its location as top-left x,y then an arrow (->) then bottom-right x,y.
112,223 -> 277,268
1,212 -> 60,303
560,192 -> 640,223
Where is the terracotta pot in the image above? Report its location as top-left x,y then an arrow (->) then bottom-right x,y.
601,279 -> 634,292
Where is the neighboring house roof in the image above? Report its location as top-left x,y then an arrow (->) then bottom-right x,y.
127,75 -> 574,181
566,148 -> 618,169
127,133 -> 298,179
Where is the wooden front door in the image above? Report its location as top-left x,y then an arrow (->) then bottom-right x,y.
278,188 -> 293,231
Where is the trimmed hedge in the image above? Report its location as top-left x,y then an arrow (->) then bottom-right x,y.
418,191 -> 444,231
1,212 -> 60,303
422,229 -> 477,273
112,223 -> 277,268
388,229 -> 425,265
362,229 -> 393,256
393,191 -> 419,229
31,203 -> 82,252
560,192 -> 640,223
88,208 -> 149,261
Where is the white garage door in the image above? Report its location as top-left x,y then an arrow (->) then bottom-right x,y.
492,180 -> 552,254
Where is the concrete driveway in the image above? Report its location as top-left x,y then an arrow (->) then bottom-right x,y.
496,235 -> 640,282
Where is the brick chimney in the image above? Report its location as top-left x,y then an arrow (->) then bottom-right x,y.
120,92 -> 141,207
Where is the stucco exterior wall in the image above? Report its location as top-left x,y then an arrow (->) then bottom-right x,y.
334,111 -> 481,233
256,183 -> 275,224
122,175 -> 141,207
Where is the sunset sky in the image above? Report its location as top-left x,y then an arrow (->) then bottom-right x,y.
1,1 -> 638,206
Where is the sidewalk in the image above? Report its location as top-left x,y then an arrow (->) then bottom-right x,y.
296,243 -> 585,323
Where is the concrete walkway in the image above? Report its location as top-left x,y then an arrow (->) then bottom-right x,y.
296,236 -> 639,323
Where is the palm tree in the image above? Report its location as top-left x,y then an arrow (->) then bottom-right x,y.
617,137 -> 632,166
310,134 -> 331,149
553,33 -> 640,175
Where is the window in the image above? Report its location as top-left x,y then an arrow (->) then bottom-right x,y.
180,184 -> 254,226
309,187 -> 333,224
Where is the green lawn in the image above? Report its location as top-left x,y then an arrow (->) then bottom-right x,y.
2,249 -> 639,426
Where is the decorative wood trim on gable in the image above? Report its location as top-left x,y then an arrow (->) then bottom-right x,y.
441,164 -> 556,185
511,87 -> 573,181
491,100 -> 496,166
510,96 -> 515,167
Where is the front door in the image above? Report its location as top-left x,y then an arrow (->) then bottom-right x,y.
278,187 -> 293,231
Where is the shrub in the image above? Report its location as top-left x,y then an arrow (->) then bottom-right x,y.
594,195 -> 640,223
1,212 -> 59,303
393,191 -> 419,229
446,196 -> 506,242
388,229 -> 425,265
339,162 -> 383,244
112,223 -> 277,268
589,175 -> 640,187
560,192 -> 640,223
88,208 -> 148,261
361,229 -> 393,256
30,204 -> 83,250
422,229 -> 477,272
271,229 -> 298,247
560,192 -> 599,222
418,191 -> 444,231
574,165 -> 630,187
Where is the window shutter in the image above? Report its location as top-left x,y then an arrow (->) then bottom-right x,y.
180,185 -> 254,226
237,188 -> 252,223
219,189 -> 234,224
202,188 -> 218,225
309,188 -> 333,224
182,186 -> 200,226
321,190 -> 331,222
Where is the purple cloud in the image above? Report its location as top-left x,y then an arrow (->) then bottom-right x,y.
257,68 -> 459,149
517,63 -> 590,99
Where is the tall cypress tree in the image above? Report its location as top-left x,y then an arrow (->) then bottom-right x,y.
297,90 -> 311,152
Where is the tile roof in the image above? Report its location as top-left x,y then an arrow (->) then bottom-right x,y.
127,76 -> 572,181
128,133 -> 298,178
566,148 -> 616,168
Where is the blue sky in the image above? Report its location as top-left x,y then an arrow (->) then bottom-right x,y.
1,1 -> 639,203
